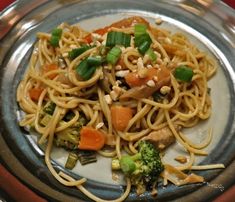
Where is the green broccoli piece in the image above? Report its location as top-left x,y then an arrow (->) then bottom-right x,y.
112,140 -> 164,186
119,153 -> 141,175
138,140 -> 164,182
54,113 -> 87,150
55,128 -> 80,150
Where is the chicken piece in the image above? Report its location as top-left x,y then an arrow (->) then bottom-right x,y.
120,65 -> 171,100
143,125 -> 180,150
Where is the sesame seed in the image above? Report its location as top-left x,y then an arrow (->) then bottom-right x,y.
132,59 -> 137,64
146,80 -> 156,87
115,65 -> 122,70
62,52 -> 68,57
164,37 -> 172,44
155,17 -> 163,25
115,70 -> 130,77
153,76 -> 158,82
143,54 -> 150,64
69,44 -> 77,49
110,90 -> 119,101
96,122 -> 104,129
104,94 -> 112,105
137,57 -> 144,69
112,86 -> 122,94
160,86 -> 171,94
115,80 -> 122,86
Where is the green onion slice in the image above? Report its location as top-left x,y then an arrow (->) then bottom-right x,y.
65,152 -> 79,170
106,31 -> 131,47
134,33 -> 152,47
82,66 -> 97,80
76,57 -> 98,80
51,28 -> 63,37
50,28 -> 63,47
134,24 -> 147,37
68,45 -> 91,60
146,48 -> 157,62
106,46 -> 122,65
138,41 -> 151,55
174,66 -> 194,82
50,35 -> 60,47
76,59 -> 89,78
87,56 -> 104,66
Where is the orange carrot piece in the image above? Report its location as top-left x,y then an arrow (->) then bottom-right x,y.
29,88 -> 44,101
78,127 -> 106,151
84,28 -> 108,43
43,64 -> 59,79
125,68 -> 158,87
111,105 -> 133,131
83,16 -> 149,44
125,66 -> 171,88
110,16 -> 149,29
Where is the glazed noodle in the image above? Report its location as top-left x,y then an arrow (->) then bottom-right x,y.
16,17 -> 224,201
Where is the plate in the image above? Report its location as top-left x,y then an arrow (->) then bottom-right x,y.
0,0 -> 235,201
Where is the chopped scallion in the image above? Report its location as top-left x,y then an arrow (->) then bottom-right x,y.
51,28 -> 63,38
76,58 -> 98,80
82,66 -> 97,80
50,28 -> 63,47
134,24 -> 147,37
138,40 -> 151,55
134,33 -> 152,47
65,152 -> 79,170
106,46 -> 122,65
134,24 -> 152,55
146,48 -> 157,62
50,35 -> 60,47
76,59 -> 89,79
106,31 -> 131,47
77,150 -> 97,165
68,45 -> 91,60
87,56 -> 104,66
174,66 -> 194,82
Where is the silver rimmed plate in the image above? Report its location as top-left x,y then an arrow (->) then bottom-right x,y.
0,0 -> 235,201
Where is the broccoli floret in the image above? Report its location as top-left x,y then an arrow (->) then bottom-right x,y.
119,153 -> 141,175
138,141 -> 164,182
112,140 -> 164,191
54,113 -> 87,150
55,128 -> 80,150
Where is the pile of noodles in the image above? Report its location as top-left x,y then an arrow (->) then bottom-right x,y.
16,17 -> 224,201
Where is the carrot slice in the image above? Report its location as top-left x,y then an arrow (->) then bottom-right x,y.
29,88 -> 44,101
125,68 -> 158,87
83,16 -> 149,43
125,66 -> 171,88
111,105 -> 133,131
83,28 -> 107,43
43,64 -> 59,79
79,127 -> 106,151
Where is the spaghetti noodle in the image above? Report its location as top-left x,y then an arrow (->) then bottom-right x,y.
16,16 -> 224,201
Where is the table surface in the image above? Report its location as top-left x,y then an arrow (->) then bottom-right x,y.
0,1 -> 234,202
